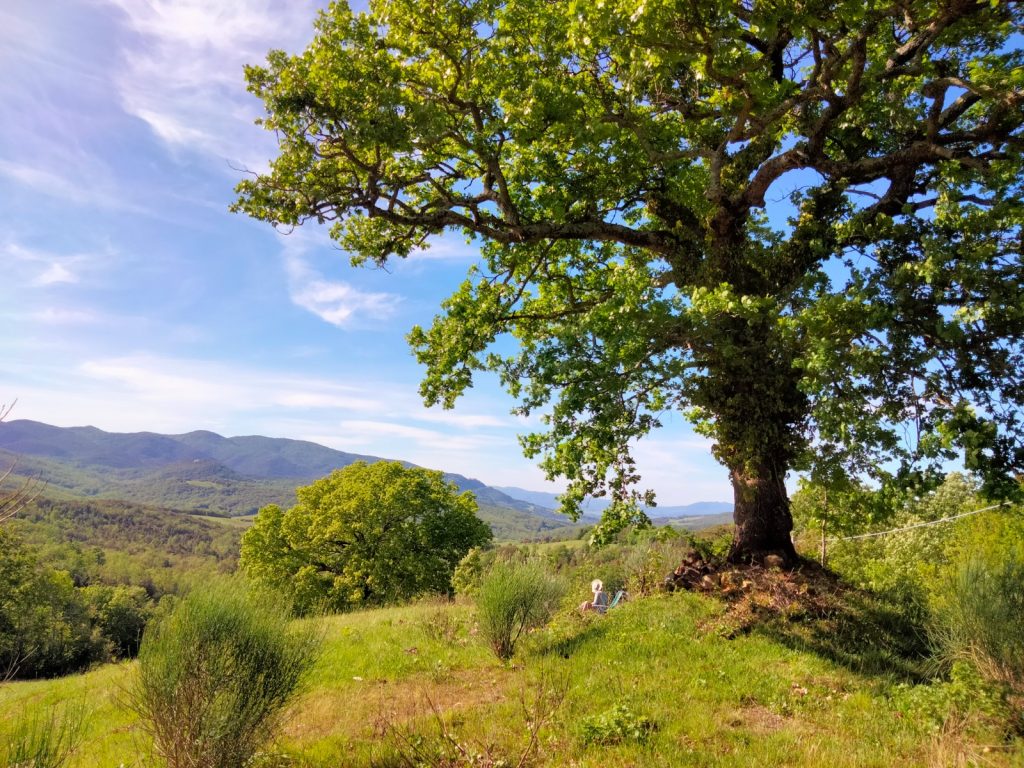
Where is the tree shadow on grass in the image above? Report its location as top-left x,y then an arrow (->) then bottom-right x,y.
757,588 -> 932,683
531,617 -> 612,661
705,559 -> 933,683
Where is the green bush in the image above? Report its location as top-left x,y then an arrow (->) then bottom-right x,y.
452,546 -> 490,597
579,704 -> 656,746
476,562 -> 566,661
929,552 -> 1024,692
685,526 -> 734,562
126,581 -> 322,768
889,661 -> 1011,732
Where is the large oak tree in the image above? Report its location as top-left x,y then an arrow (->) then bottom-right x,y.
235,0 -> 1024,564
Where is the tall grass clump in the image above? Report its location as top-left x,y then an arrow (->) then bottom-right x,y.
0,703 -> 84,768
476,562 -> 566,661
126,580 -> 322,768
929,552 -> 1024,693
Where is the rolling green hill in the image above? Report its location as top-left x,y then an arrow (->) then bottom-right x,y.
6,496 -> 243,598
0,420 -> 574,538
2,452 -> 575,542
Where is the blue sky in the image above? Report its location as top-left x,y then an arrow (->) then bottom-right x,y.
0,0 -> 733,502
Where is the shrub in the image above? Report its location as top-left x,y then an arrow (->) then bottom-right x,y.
452,546 -> 490,597
929,552 -> 1024,692
476,563 -> 566,661
685,526 -> 734,562
579,704 -> 656,746
889,661 -> 1012,732
126,581 -> 322,768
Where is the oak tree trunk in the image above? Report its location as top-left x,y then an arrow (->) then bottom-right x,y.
726,461 -> 798,566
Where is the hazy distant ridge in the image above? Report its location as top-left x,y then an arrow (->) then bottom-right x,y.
494,486 -> 732,518
0,420 -> 728,531
0,420 -> 560,526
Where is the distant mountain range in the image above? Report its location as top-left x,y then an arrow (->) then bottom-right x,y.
493,486 -> 732,520
0,420 -> 732,538
0,420 -> 565,538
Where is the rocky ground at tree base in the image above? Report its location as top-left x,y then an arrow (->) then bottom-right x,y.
663,552 -> 857,640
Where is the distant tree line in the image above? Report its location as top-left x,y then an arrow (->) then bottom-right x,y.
0,526 -> 158,678
0,497 -> 241,679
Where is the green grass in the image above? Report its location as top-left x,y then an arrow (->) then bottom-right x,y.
2,592 -> 1020,767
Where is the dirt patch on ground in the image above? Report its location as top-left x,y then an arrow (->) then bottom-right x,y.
728,704 -> 788,733
283,666 -> 515,744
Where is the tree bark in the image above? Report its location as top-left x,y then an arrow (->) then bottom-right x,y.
727,460 -> 798,566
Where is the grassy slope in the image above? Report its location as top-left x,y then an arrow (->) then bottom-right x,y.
2,591 -> 1017,767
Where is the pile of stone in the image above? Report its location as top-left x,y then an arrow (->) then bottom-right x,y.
662,552 -> 765,596
662,552 -> 718,592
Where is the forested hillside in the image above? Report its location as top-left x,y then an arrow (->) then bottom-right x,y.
9,497 -> 241,591
0,421 -> 571,534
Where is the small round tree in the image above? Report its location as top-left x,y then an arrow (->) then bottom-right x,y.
240,461 -> 493,613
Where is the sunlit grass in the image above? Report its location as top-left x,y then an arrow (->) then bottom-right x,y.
2,591 -> 1020,767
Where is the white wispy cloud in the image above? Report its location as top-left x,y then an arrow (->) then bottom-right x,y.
0,1 -> 152,215
278,230 -> 402,327
3,350 -> 731,500
30,308 -> 105,325
104,0 -> 323,169
289,279 -> 400,327
629,432 -> 729,502
0,159 -> 145,212
4,240 -> 114,290
33,264 -> 77,286
275,391 -> 385,412
336,419 -> 498,454
64,356 -> 453,429
415,409 -> 511,429
5,354 -> 518,470
405,235 -> 479,263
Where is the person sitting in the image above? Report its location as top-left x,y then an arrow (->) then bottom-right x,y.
593,583 -> 610,614
580,578 -> 610,614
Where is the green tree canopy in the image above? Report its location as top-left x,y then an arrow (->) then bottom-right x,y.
240,462 -> 492,613
0,528 -> 96,678
234,0 -> 1024,564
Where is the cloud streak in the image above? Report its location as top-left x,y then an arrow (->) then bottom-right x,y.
4,350 -> 731,501
4,353 -> 524,475
3,239 -> 116,292
105,0 -> 323,170
278,230 -> 402,327
30,308 -> 105,325
289,279 -> 400,327
0,159 -> 146,213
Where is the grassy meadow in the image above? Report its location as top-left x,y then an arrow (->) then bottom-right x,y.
3,579 -> 1020,767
